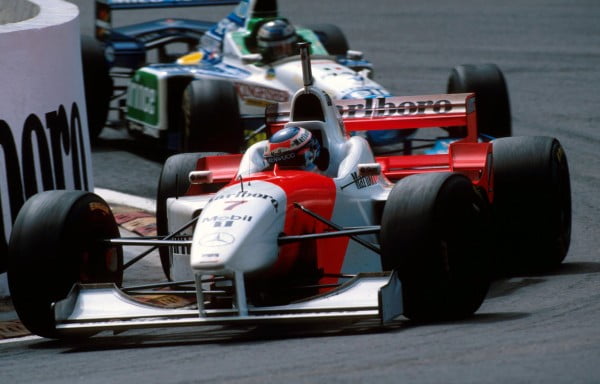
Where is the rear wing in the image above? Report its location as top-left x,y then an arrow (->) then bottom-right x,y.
185,93 -> 491,196
266,92 -> 492,189
266,93 -> 478,141
95,0 -> 239,40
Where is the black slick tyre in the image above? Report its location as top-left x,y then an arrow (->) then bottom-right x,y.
305,24 -> 350,56
156,152 -> 224,278
491,136 -> 571,274
181,78 -> 242,153
447,63 -> 511,138
7,191 -> 123,338
81,35 -> 113,140
380,172 -> 491,322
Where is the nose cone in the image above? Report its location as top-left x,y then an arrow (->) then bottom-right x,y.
190,181 -> 286,275
310,63 -> 389,99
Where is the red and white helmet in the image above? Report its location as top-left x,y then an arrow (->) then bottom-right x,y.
264,126 -> 320,170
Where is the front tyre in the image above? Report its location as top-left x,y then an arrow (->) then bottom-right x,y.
380,173 -> 491,322
181,79 -> 242,153
7,191 -> 123,338
81,35 -> 113,140
305,24 -> 350,56
156,152 -> 225,279
492,136 -> 571,273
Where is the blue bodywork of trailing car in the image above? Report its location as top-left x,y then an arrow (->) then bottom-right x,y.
95,0 -> 240,68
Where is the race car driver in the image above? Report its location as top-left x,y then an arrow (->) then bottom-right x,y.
198,1 -> 300,65
256,19 -> 299,63
264,126 -> 321,171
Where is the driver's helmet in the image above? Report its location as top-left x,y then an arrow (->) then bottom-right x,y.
257,19 -> 298,62
264,126 -> 320,170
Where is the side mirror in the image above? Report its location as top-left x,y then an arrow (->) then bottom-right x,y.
357,163 -> 381,177
189,170 -> 213,184
241,53 -> 263,64
346,50 -> 364,60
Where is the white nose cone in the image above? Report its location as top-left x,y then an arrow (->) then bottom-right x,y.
190,181 -> 286,275
275,61 -> 389,99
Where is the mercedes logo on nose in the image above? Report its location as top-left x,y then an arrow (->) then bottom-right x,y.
198,232 -> 235,247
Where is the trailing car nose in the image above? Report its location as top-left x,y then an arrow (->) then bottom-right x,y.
189,181 -> 287,275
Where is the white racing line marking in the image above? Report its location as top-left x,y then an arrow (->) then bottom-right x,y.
0,335 -> 41,345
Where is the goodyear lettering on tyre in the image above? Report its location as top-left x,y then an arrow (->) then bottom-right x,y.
127,70 -> 159,126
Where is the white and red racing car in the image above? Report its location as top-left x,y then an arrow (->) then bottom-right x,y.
7,44 -> 571,339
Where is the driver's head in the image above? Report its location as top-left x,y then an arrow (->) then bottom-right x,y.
264,126 -> 320,170
257,19 -> 298,62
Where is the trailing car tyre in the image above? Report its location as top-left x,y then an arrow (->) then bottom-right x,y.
181,78 -> 243,153
81,35 -> 113,140
491,136 -> 571,274
156,152 -> 225,279
380,172 -> 491,322
7,191 -> 123,338
447,63 -> 511,138
305,24 -> 350,56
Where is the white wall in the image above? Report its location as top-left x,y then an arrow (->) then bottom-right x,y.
0,0 -> 92,296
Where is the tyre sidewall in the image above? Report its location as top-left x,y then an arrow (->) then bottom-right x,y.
156,152 -> 225,278
81,35 -> 113,140
447,63 -> 511,138
305,24 -> 350,55
381,173 -> 490,321
181,79 -> 242,153
7,191 -> 122,337
492,136 -> 571,273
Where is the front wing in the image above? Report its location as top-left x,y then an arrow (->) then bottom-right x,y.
53,272 -> 403,335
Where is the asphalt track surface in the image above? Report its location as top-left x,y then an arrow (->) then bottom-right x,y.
1,0 -> 599,383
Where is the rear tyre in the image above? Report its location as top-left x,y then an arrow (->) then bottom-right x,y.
306,24 -> 349,56
491,136 -> 571,274
81,35 -> 113,140
380,173 -> 491,322
181,79 -> 243,153
7,191 -> 123,338
447,63 -> 511,138
156,152 -> 224,278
